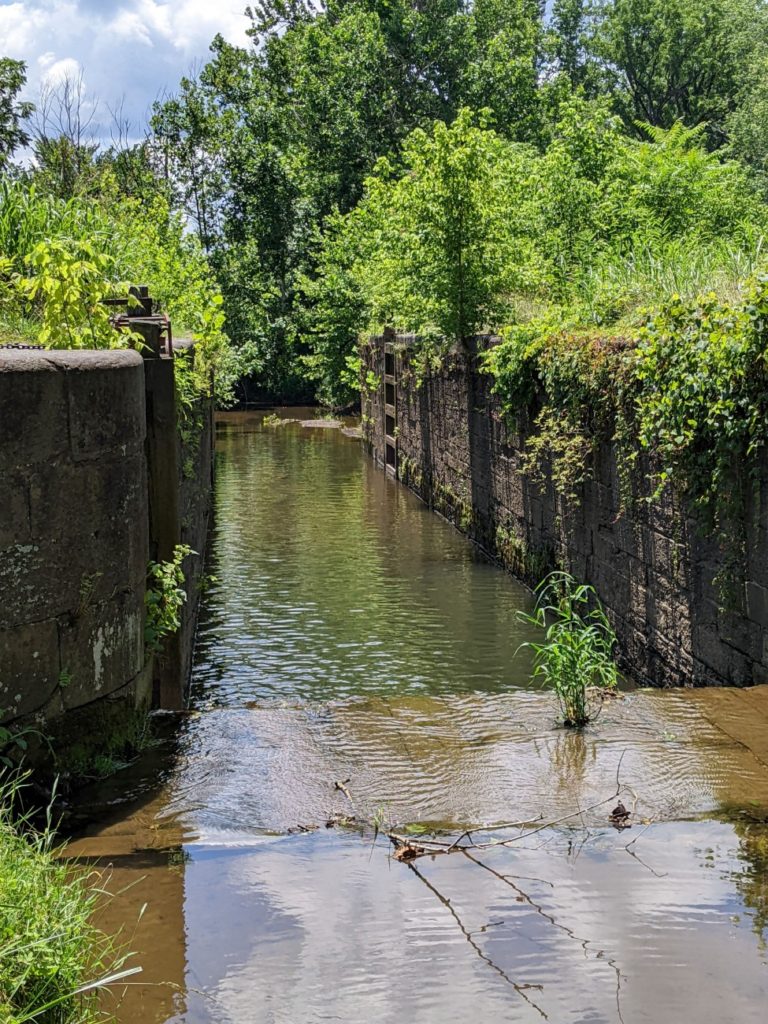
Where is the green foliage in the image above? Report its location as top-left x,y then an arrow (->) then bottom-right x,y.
112,196 -> 237,403
310,109 -> 537,385
0,58 -> 33,166
460,0 -> 544,140
63,708 -> 156,783
299,210 -> 369,407
0,178 -> 236,402
150,0 -> 549,397
486,269 -> 768,580
519,572 -> 618,727
634,279 -> 768,525
341,104 -> 766,385
487,325 -> 634,500
262,412 -> 285,426
589,0 -> 766,144
367,110 -> 529,343
0,773 -> 136,1023
0,723 -> 33,770
15,238 -> 135,350
144,545 -> 193,656
6,0 -> 768,410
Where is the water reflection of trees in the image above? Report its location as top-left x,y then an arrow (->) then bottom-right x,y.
733,821 -> 768,947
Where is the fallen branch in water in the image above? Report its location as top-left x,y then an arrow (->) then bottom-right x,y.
334,778 -> 354,805
445,817 -> 542,852
385,748 -> 639,859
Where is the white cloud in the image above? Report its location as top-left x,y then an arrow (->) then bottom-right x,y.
41,56 -> 81,86
110,10 -> 156,47
0,0 -> 252,142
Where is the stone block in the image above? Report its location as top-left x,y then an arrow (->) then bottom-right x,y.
64,351 -> 145,461
746,581 -> 768,628
28,451 -> 147,564
0,353 -> 70,465
0,619 -> 60,720
0,470 -> 30,548
1,452 -> 148,630
58,589 -> 144,711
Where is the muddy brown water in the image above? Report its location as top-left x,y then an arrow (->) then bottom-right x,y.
67,410 -> 768,1023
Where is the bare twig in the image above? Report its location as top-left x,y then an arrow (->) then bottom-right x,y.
446,816 -> 543,852
473,795 -> 624,851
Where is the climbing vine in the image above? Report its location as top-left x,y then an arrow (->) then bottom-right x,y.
484,323 -> 636,502
484,272 -> 768,578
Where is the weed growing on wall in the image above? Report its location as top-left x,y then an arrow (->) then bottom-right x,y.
144,544 -> 193,657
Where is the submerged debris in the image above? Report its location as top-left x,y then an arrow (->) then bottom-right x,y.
392,842 -> 421,862
609,801 -> 632,829
326,813 -> 357,828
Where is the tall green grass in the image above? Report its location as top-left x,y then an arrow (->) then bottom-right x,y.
594,235 -> 762,312
520,572 -> 618,727
0,773 -> 138,1023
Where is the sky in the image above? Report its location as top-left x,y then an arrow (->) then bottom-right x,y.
0,0 -> 253,144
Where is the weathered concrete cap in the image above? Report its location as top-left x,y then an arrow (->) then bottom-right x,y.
0,347 -> 146,464
0,347 -> 143,372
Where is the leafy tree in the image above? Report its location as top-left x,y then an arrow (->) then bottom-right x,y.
727,55 -> 768,183
0,58 -> 33,165
299,209 -> 369,407
590,0 -> 767,143
536,95 -> 619,290
548,0 -> 605,95
460,0 -> 544,140
150,71 -> 224,250
151,1 -> 552,398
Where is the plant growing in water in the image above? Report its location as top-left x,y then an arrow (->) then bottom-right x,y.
519,572 -> 618,727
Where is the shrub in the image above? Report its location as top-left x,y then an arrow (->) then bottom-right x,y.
144,544 -> 193,656
519,572 -> 618,727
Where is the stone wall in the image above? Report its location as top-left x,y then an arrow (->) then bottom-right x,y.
363,334 -> 768,688
0,337 -> 213,746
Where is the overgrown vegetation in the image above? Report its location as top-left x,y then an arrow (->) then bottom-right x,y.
125,0 -> 768,408
519,572 -> 618,727
4,2 -> 768,415
0,773 -> 138,1024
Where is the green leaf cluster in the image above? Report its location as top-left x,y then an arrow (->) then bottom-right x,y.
519,571 -> 618,727
144,545 -> 193,657
0,179 -> 236,401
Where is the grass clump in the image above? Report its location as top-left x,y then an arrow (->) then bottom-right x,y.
0,773 -> 137,1023
520,572 -> 618,727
